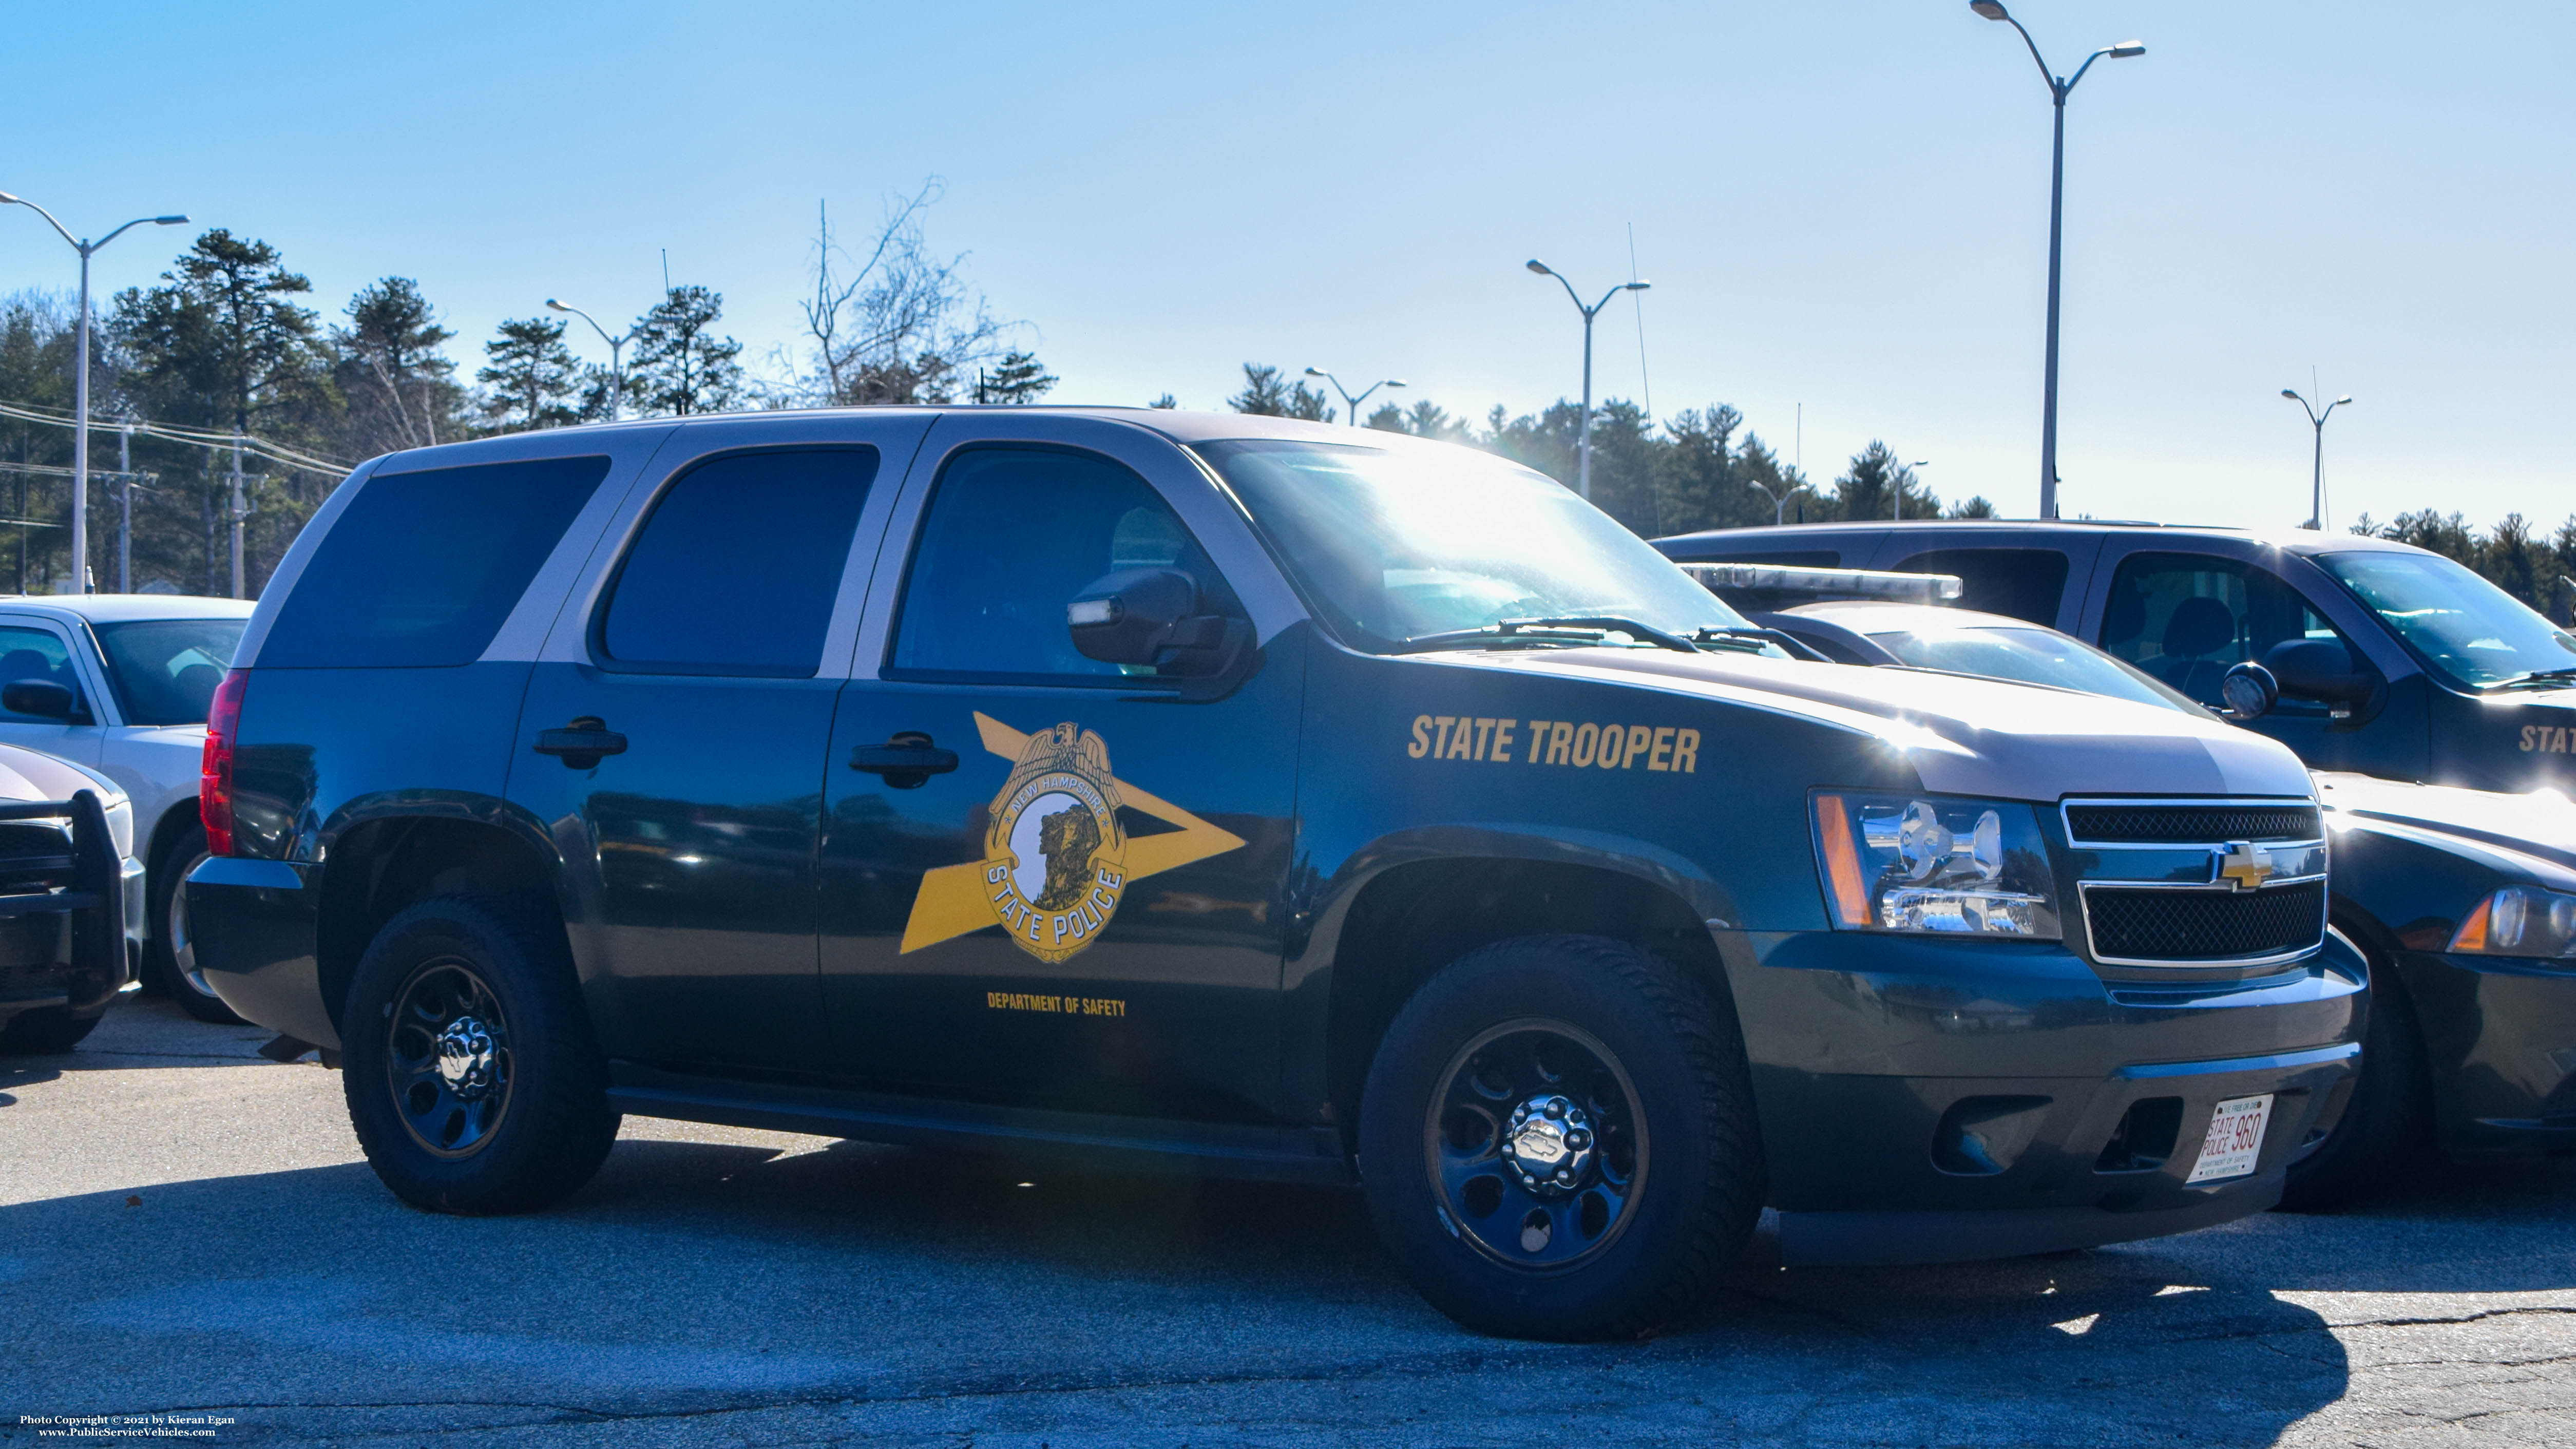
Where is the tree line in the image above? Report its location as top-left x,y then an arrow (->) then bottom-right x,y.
2,214 -> 2567,625
0,183 -> 1052,596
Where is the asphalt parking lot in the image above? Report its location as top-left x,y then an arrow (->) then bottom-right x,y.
4,1000 -> 2571,1448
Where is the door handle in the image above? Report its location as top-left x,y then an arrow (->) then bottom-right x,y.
534,717 -> 628,768
849,732 -> 958,789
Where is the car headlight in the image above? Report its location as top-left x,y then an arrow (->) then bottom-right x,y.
2449,886 -> 2576,960
1810,791 -> 2062,939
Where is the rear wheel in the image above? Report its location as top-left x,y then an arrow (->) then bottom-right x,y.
147,825 -> 242,1023
341,895 -> 619,1215
1359,935 -> 1764,1341
0,1006 -> 101,1055
2278,926 -> 2431,1212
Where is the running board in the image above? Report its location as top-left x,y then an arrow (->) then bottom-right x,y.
605,1062 -> 1353,1186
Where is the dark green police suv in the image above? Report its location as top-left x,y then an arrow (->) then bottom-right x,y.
187,409 -> 2362,1340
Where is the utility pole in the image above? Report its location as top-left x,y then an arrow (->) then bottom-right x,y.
1303,369 -> 1406,430
1967,4 -> 2145,520
2280,388 -> 2352,530
117,421 -> 132,594
229,427 -> 246,599
0,194 -> 187,593
1525,260 -> 1650,502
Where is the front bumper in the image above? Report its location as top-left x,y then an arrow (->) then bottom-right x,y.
1726,930 -> 2365,1266
0,791 -> 142,1024
2394,948 -> 2576,1157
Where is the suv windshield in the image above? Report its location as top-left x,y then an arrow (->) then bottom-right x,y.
1192,438 -> 1751,652
1865,623 -> 2202,713
93,617 -> 246,726
2316,550 -> 2576,690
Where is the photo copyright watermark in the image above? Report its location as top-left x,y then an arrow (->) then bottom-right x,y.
16,1414 -> 237,1439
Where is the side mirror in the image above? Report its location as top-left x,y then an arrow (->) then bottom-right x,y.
1,679 -> 79,720
2219,662 -> 2278,720
2261,638 -> 2384,723
1069,568 -> 1227,671
1067,567 -> 1257,700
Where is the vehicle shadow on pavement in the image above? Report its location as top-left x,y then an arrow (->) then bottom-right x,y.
0,1126 -> 2438,1446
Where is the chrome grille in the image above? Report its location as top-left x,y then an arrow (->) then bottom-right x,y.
2083,880 -> 2327,964
2064,803 -> 2321,845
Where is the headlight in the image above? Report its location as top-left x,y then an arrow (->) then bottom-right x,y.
1810,791 -> 2061,939
2449,886 -> 2576,960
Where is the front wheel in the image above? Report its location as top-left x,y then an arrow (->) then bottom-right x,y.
2278,926 -> 2431,1212
340,895 -> 619,1215
148,826 -> 242,1023
1359,935 -> 1764,1341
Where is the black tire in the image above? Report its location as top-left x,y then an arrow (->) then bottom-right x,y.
2277,926 -> 2432,1212
340,894 -> 619,1215
1359,935 -> 1764,1341
0,1006 -> 102,1055
147,824 -> 242,1024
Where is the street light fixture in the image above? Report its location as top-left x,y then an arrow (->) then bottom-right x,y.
1526,259 -> 1650,502
2281,389 -> 2353,530
1968,2 -> 2145,521
1903,461 -> 1932,520
546,298 -> 640,422
1303,368 -> 1405,429
0,192 -> 188,593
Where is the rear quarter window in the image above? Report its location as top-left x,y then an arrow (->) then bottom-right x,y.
257,456 -> 611,668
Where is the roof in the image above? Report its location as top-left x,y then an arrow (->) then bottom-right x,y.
1655,518 -> 2432,560
0,594 -> 257,623
349,406 -> 1470,476
1779,601 -> 2036,634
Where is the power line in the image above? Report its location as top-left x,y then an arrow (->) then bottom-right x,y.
0,398 -> 351,476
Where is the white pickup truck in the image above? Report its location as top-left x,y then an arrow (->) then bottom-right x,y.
0,594 -> 252,1020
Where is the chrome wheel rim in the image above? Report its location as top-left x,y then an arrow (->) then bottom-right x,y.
167,848 -> 216,998
385,958 -> 513,1159
1424,1018 -> 1647,1272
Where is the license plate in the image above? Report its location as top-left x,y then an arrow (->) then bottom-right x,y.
2185,1094 -> 2274,1184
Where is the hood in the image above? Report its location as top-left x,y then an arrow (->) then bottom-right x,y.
0,743 -> 126,809
1455,646 -> 2316,802
2315,771 -> 2576,872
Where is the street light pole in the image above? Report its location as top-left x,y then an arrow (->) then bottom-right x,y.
0,193 -> 188,593
1526,260 -> 1650,502
1302,368 -> 1405,429
1903,461 -> 1932,521
1968,4 -> 2144,521
547,299 -> 640,422
2280,389 -> 2352,530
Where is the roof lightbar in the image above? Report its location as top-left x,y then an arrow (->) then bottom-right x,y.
1681,562 -> 1964,604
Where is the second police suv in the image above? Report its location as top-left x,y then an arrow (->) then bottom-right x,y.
186,409 -> 2361,1340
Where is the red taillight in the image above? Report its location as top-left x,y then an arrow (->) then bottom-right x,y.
201,669 -> 248,856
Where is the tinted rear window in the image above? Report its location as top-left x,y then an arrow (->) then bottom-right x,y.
259,457 -> 610,668
1887,547 -> 2071,625
599,448 -> 879,677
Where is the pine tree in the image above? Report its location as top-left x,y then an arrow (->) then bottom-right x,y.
979,350 -> 1057,405
625,285 -> 744,417
335,277 -> 461,454
1827,441 -> 1938,522
476,317 -> 582,432
1228,364 -> 1332,421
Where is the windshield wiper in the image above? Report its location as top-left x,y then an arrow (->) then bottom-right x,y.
1687,625 -> 1818,660
1394,615 -> 1702,655
2484,665 -> 2576,690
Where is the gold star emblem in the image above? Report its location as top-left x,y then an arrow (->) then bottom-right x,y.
2216,842 -> 2274,892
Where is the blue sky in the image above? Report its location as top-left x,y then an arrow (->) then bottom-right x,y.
3,1 -> 2567,530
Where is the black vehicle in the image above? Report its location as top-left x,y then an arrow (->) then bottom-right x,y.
1655,519 -> 2576,796
188,411 -> 2361,1340
1735,591 -> 2576,1198
0,740 -> 145,1055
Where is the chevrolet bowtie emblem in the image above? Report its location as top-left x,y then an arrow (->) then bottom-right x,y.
2215,842 -> 2275,891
